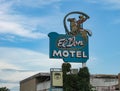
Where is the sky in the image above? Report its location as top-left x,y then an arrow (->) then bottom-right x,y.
0,0 -> 120,91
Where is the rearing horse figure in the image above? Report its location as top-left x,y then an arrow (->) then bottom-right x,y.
67,18 -> 78,35
63,11 -> 92,40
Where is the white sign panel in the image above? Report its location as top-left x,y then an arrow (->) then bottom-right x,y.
52,71 -> 63,87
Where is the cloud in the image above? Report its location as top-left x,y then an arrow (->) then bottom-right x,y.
15,0 -> 61,8
84,0 -> 99,4
0,0 -> 64,41
103,0 -> 120,9
85,0 -> 120,9
0,20 -> 47,39
0,79 -> 18,84
0,1 -> 49,41
0,47 -> 63,69
0,61 -> 19,69
0,11 -> 47,40
0,0 -> 61,7
105,0 -> 120,5
0,47 -> 64,90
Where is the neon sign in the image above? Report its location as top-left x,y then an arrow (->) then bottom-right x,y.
48,11 -> 92,63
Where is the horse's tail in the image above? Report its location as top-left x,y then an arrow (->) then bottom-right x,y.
85,29 -> 92,36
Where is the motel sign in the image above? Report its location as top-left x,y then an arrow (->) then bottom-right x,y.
48,11 -> 92,63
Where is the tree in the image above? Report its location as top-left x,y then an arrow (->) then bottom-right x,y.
62,62 -> 71,74
78,67 -> 91,91
62,63 -> 71,91
0,87 -> 10,91
62,63 -> 92,91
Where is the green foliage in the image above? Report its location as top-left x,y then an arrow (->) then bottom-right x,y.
62,63 -> 92,91
62,63 -> 71,91
0,87 -> 10,91
78,67 -> 91,91
62,62 -> 71,74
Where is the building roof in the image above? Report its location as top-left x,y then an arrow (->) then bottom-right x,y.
20,73 -> 118,84
20,73 -> 50,83
91,74 -> 118,78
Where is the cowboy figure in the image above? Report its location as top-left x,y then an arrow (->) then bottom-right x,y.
77,15 -> 88,31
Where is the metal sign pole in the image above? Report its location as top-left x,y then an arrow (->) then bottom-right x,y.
82,62 -> 86,68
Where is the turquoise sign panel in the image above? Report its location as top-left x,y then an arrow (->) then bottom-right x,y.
48,11 -> 92,63
48,32 -> 89,63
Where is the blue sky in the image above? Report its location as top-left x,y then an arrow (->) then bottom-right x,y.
0,0 -> 120,90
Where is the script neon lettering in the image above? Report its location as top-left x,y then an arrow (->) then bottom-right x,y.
57,37 -> 84,48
